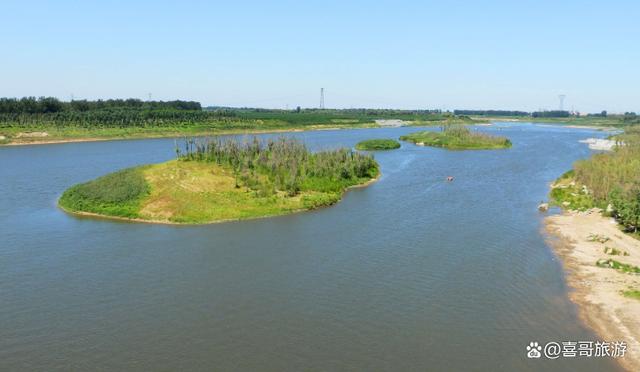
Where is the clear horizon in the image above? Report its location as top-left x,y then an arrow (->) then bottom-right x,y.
1,0 -> 638,113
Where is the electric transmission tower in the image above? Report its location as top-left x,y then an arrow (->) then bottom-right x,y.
320,88 -> 325,109
558,94 -> 566,111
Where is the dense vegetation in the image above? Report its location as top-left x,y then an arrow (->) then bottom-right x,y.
399,125 -> 512,150
355,139 -> 401,151
58,167 -> 150,218
0,97 -> 201,113
454,110 -> 529,116
551,126 -> 640,233
223,108 -> 453,125
0,98 -> 482,143
455,108 -> 640,127
3,96 -> 636,145
180,137 -> 379,197
59,137 -> 380,223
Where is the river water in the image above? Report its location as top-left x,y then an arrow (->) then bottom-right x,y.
0,123 -> 621,371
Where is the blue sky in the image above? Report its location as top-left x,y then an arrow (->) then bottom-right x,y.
1,0 -> 638,113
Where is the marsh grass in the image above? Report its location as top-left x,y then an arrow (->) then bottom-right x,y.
355,139 -> 401,151
399,125 -> 511,150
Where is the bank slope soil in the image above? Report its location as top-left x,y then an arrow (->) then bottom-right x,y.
546,210 -> 640,371
399,125 -> 511,150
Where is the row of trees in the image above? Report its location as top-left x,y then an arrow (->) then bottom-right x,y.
179,137 -> 378,196
531,110 -> 571,118
0,97 -> 201,114
587,110 -> 608,118
453,110 -> 529,116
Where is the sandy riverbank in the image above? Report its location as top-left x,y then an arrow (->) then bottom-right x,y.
545,210 -> 640,371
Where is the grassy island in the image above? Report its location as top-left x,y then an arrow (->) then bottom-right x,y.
399,125 -> 512,150
58,137 -> 379,224
355,139 -> 401,151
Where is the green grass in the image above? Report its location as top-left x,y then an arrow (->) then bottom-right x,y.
596,259 -> 640,274
399,125 -> 511,150
474,115 -> 632,128
622,289 -> 640,300
58,167 -> 150,218
355,139 -> 401,151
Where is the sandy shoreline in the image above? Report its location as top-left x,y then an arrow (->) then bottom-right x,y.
545,210 -> 640,371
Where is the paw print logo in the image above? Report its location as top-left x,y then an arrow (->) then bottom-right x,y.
527,342 -> 542,358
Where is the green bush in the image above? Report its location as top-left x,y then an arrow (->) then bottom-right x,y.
59,167 -> 150,218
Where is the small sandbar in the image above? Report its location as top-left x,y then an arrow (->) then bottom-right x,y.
579,138 -> 620,151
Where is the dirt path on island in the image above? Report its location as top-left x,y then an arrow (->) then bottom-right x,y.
545,210 -> 640,371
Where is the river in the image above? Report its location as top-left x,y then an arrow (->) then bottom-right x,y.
0,123 -> 621,371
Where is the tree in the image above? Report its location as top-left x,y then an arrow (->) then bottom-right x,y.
610,187 -> 640,232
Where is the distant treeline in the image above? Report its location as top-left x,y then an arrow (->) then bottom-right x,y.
228,108 -> 454,125
453,110 -> 529,116
0,98 -> 462,129
2,97 -> 632,131
0,97 -> 202,114
0,97 -> 218,128
531,110 -> 571,118
208,107 -> 444,116
455,109 -> 579,118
